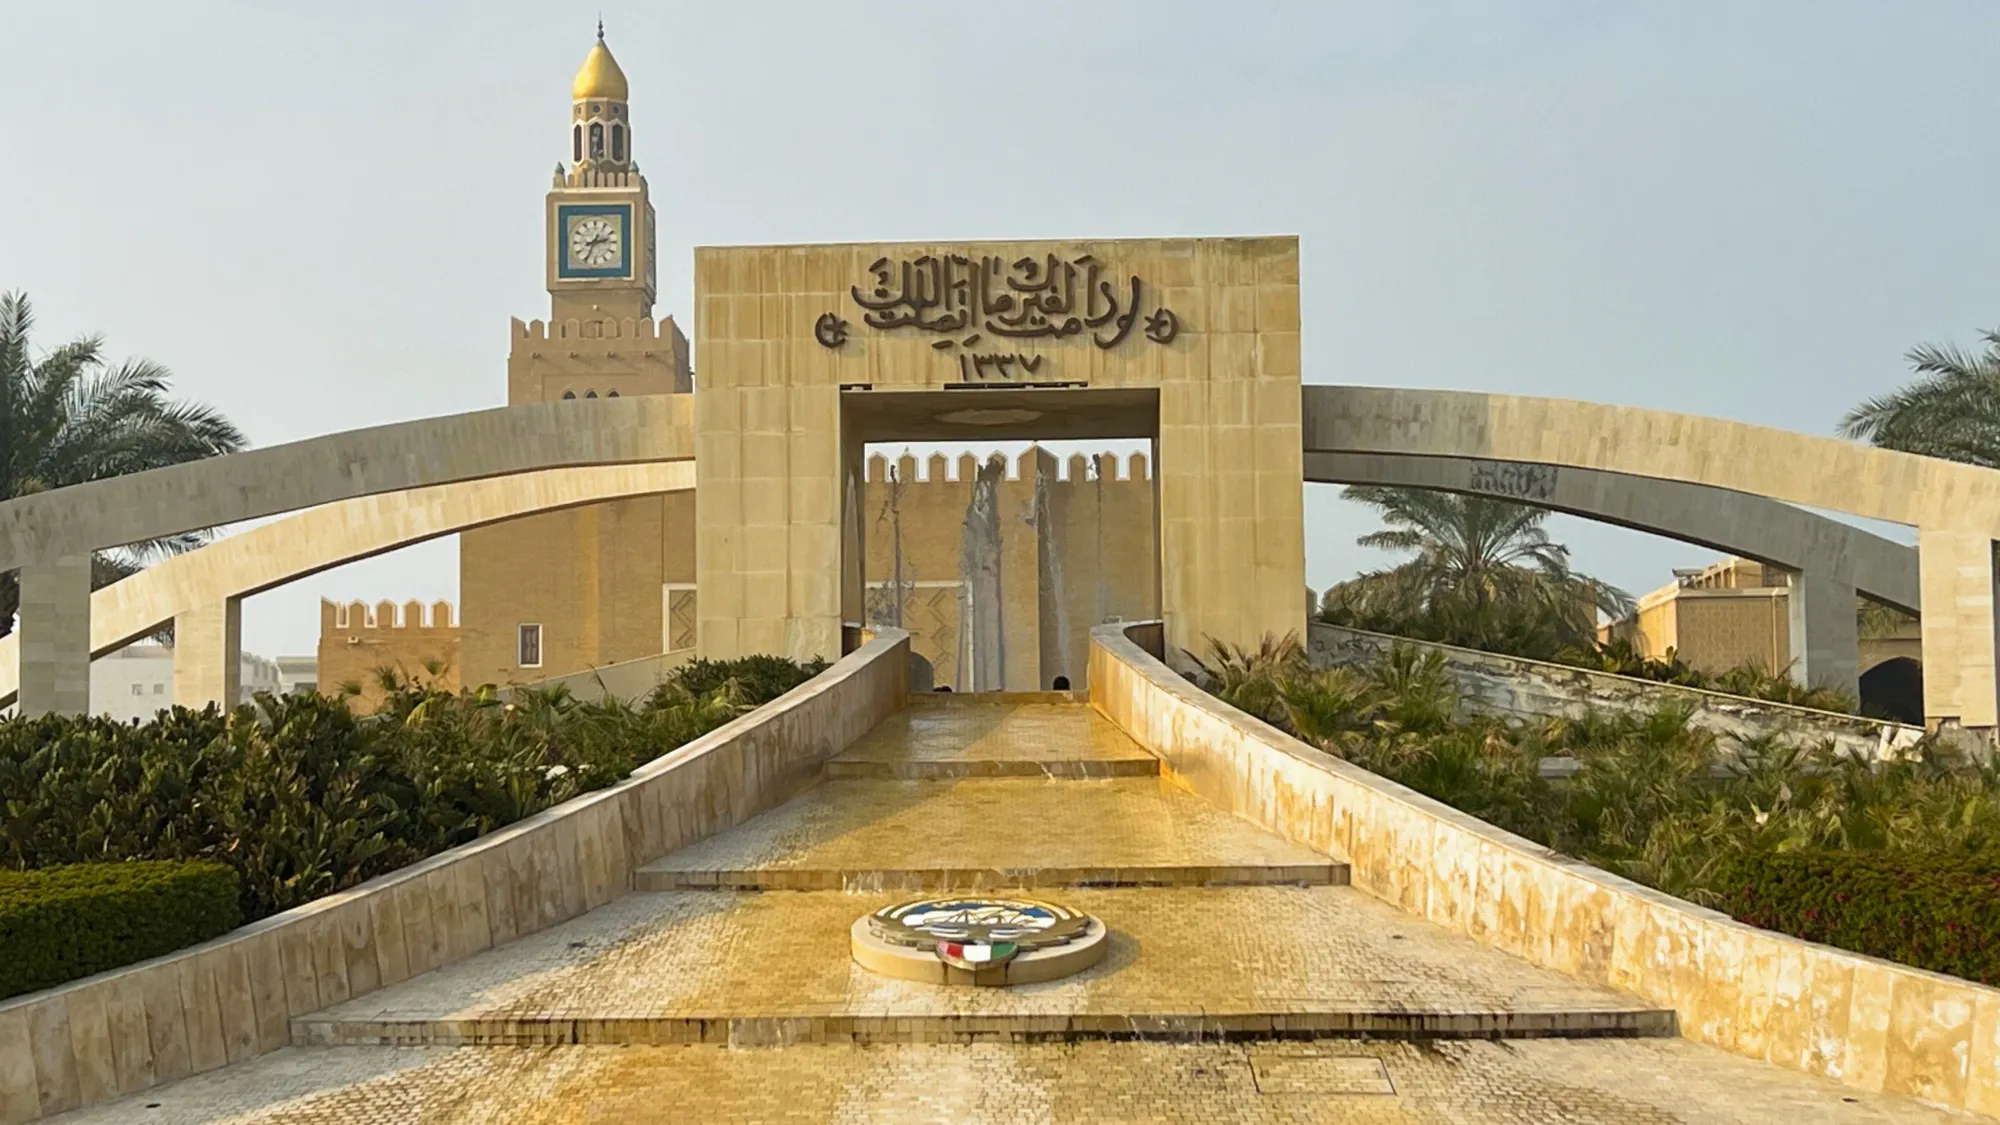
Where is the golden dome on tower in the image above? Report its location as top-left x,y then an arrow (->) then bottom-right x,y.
572,25 -> 629,101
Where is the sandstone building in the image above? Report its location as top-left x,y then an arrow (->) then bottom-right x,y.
1601,557 -> 1923,721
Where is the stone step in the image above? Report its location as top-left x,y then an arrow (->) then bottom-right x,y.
294,886 -> 1676,1050
822,755 -> 1160,780
635,861 -> 1344,892
823,696 -> 1160,779
635,776 -> 1335,887
296,1006 -> 1672,1048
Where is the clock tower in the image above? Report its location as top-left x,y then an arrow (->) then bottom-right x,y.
545,23 -> 658,323
462,26 -> 696,690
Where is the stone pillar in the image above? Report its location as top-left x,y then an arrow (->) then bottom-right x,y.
17,555 -> 92,717
173,599 -> 242,710
1154,243 -> 1306,665
1918,528 -> 2000,730
1783,567 -> 1859,698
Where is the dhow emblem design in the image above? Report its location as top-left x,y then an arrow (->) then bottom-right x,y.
851,895 -> 1107,985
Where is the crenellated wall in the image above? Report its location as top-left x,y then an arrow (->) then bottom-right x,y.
506,316 -> 691,402
861,446 -> 1157,691
316,599 -> 461,713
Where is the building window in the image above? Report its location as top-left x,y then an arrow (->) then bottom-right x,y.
611,123 -> 625,162
607,389 -> 619,397
130,683 -> 144,696
589,122 -> 604,159
153,683 -> 165,695
517,623 -> 543,668
572,125 -> 582,163
585,390 -> 598,399
562,390 -> 577,400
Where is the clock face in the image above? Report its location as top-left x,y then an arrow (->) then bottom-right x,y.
568,216 -> 623,269
555,204 -> 632,280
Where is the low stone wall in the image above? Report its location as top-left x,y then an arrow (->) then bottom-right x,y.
1308,622 -> 1924,760
0,630 -> 910,1124
1091,621 -> 1999,1115
513,648 -> 696,702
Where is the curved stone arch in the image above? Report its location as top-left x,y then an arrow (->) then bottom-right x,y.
1302,386 -> 2000,726
0,394 -> 694,572
1307,451 -> 1918,610
1306,449 -> 1923,696
0,463 -> 695,710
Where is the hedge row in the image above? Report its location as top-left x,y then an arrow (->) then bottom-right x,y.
1712,850 -> 2000,986
0,655 -> 824,969
0,860 -> 242,999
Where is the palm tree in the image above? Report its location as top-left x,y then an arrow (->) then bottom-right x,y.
1321,486 -> 1632,658
0,291 -> 247,639
1839,327 -> 2000,467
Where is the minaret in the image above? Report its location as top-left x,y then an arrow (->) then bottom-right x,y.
544,23 -> 657,322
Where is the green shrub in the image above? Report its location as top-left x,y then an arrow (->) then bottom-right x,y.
668,654 -> 830,704
0,860 -> 241,999
0,654 -> 824,932
1711,851 -> 2000,985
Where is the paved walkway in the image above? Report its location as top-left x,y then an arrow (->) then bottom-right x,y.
50,1041 -> 1965,1124
47,695 -> 1982,1123
297,885 -> 1664,1045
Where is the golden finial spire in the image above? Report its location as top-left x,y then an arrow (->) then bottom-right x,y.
572,21 -> 629,101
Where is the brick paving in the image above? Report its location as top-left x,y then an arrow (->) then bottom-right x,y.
49,1040 -> 1968,1124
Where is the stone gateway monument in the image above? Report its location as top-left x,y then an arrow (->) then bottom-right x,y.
693,237 -> 1307,668
1,28 -> 1995,1123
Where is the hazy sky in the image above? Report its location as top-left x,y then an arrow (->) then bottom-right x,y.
4,2 -> 1998,658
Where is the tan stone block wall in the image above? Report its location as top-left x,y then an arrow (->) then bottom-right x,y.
460,498 -> 666,688
458,315 -> 697,685
1090,621 -> 2000,1115
694,237 -> 1304,667
859,447 -> 1158,691
1048,451 -> 1159,683
316,599 -> 460,714
0,631 -> 912,1125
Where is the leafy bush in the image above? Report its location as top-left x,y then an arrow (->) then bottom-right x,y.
1564,636 -> 1859,714
1195,634 -> 2000,981
671,654 -> 830,703
0,655 -> 822,927
1712,851 -> 2000,986
1317,603 -> 1860,714
0,860 -> 241,999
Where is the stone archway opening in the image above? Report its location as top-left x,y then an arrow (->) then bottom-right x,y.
842,386 -> 1161,692
1860,656 -> 1924,726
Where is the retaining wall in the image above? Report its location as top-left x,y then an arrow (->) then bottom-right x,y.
1308,622 -> 1923,760
513,648 -> 697,702
1092,621 -> 1999,1115
0,630 -> 909,1123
